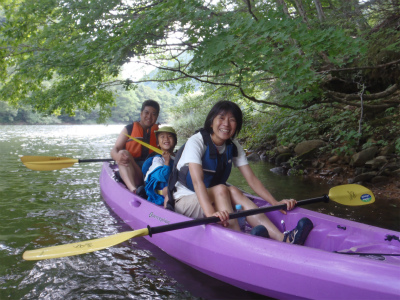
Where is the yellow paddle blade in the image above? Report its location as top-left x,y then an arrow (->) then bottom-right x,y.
124,134 -> 163,155
23,228 -> 149,261
20,156 -> 79,171
329,184 -> 375,206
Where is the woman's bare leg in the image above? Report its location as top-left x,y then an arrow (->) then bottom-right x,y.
208,185 -> 240,231
228,186 -> 284,241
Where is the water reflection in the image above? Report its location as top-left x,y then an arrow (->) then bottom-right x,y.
1,125 -> 272,300
229,162 -> 334,199
0,125 -> 398,300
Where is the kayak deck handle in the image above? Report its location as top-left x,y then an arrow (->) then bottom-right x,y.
130,200 -> 141,208
385,235 -> 400,242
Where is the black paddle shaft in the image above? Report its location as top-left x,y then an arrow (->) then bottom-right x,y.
78,158 -> 114,163
147,195 -> 329,236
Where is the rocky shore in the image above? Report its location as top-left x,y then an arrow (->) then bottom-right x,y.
247,139 -> 400,202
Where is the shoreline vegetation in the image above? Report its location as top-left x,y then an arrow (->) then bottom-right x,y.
245,138 -> 400,204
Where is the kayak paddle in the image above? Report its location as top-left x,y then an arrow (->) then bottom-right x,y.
20,156 -> 113,171
21,136 -> 164,171
125,134 -> 163,155
22,184 -> 375,260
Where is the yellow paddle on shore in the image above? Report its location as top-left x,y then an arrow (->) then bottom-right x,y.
22,184 -> 375,261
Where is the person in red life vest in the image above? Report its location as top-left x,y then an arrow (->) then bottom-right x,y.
111,100 -> 160,193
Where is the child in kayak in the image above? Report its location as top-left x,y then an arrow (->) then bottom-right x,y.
141,126 -> 177,206
167,101 -> 313,245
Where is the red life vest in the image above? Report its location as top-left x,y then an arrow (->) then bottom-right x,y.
125,121 -> 159,160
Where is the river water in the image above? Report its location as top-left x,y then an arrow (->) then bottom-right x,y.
0,125 -> 398,299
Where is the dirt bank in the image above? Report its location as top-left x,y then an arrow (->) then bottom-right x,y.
308,168 -> 400,202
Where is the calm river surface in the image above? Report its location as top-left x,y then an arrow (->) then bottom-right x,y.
1,125 -> 399,299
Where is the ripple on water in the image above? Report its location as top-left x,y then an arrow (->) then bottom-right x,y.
17,245 -> 193,300
1,125 -> 398,300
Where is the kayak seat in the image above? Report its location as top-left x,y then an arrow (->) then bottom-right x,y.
313,228 -> 384,252
338,235 -> 374,250
304,225 -> 350,251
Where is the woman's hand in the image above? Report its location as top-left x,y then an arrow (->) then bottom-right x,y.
278,199 -> 297,215
212,210 -> 230,227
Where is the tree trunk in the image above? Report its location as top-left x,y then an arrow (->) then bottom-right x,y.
313,0 -> 325,22
275,0 -> 290,16
351,0 -> 371,30
294,0 -> 309,24
274,0 -> 306,56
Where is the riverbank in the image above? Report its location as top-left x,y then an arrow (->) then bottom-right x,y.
304,153 -> 400,203
248,139 -> 400,203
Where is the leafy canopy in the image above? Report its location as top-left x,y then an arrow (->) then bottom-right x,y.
0,0 -> 399,125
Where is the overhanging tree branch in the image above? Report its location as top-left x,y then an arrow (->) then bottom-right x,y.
321,58 -> 400,73
326,84 -> 398,101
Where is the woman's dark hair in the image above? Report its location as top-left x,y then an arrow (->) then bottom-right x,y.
203,101 -> 243,138
141,99 -> 160,115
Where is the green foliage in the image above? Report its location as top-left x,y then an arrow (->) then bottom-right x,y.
395,138 -> 400,155
0,100 -> 18,123
288,156 -> 301,169
0,101 -> 62,124
0,0 -> 399,156
169,91 -> 217,139
108,84 -> 179,124
0,0 -> 383,115
362,138 -> 387,150
0,84 -> 179,124
332,130 -> 361,156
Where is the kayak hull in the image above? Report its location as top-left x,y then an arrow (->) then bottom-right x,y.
100,162 -> 400,300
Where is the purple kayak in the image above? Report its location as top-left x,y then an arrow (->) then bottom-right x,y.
100,162 -> 400,300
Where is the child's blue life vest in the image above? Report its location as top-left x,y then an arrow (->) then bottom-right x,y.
142,154 -> 174,205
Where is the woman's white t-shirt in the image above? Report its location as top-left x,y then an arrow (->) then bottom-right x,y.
173,132 -> 248,200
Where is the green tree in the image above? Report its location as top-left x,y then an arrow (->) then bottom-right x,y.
0,100 -> 18,122
108,84 -> 178,124
1,0 -> 399,125
0,83 -> 179,124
